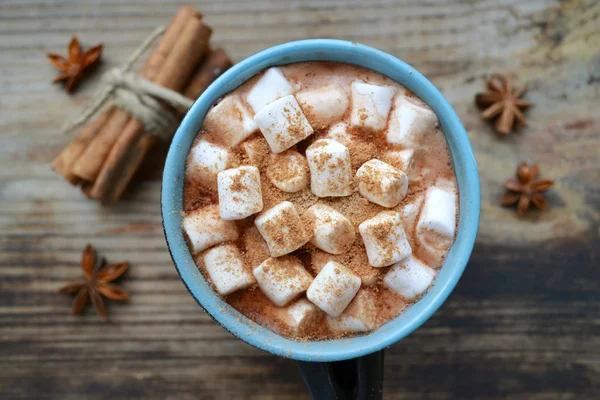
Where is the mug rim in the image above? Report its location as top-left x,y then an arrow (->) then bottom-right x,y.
162,39 -> 480,362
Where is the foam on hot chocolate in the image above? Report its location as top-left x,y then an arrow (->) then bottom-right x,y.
182,61 -> 458,341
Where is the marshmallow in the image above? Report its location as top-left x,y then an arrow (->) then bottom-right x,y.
383,255 -> 436,300
241,137 -> 270,167
416,184 -> 457,251
296,84 -> 349,128
203,95 -> 258,147
218,166 -> 263,220
254,95 -> 314,153
303,204 -> 355,254
358,211 -> 412,267
327,290 -> 377,332
266,150 -> 309,193
203,244 -> 256,296
274,299 -> 320,335
253,256 -> 313,307
254,201 -> 309,257
349,81 -> 395,131
247,67 -> 294,113
183,205 -> 239,253
356,159 -> 408,208
307,261 -> 361,317
382,149 -> 414,172
324,122 -> 353,146
186,140 -> 236,191
241,226 -> 270,269
305,139 -> 353,197
387,96 -> 438,146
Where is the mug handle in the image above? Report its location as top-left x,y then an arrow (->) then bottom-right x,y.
297,350 -> 384,400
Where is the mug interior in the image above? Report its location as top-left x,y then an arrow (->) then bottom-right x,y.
162,39 -> 480,362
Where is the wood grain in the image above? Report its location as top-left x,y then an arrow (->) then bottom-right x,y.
1,0 -> 599,399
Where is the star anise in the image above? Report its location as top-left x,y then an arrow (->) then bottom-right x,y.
501,162 -> 554,217
47,36 -> 103,93
58,244 -> 129,319
475,74 -> 532,135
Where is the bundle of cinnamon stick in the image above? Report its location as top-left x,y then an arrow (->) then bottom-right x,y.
52,6 -> 233,204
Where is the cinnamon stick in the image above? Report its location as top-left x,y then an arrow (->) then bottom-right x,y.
66,5 -> 200,184
71,108 -> 130,182
154,23 -> 212,91
184,48 -> 233,99
90,17 -> 212,203
142,5 -> 202,81
51,107 -> 114,184
109,134 -> 157,202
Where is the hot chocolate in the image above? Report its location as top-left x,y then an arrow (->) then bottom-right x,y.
182,61 -> 458,340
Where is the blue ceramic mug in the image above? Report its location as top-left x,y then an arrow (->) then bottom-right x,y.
162,39 -> 480,399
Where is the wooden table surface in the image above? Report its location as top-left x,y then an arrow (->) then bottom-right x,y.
1,0 -> 599,399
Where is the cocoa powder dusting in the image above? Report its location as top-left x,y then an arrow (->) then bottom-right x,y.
261,177 -> 318,214
327,193 -> 382,226
183,177 -> 217,212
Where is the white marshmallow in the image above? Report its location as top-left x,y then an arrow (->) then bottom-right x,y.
203,95 -> 258,147
254,201 -> 309,257
303,204 -> 355,254
241,137 -> 270,167
383,255 -> 436,300
359,211 -> 412,267
203,244 -> 256,296
350,81 -> 395,131
305,139 -> 353,197
307,261 -> 361,317
246,67 -> 294,113
356,159 -> 408,208
217,166 -> 263,220
416,184 -> 457,251
387,96 -> 438,146
253,256 -> 313,307
241,226 -> 270,269
266,150 -> 309,193
382,149 -> 414,172
274,299 -> 320,335
327,290 -> 377,332
186,140 -> 236,191
324,122 -> 353,146
183,205 -> 239,253
296,84 -> 349,128
254,95 -> 314,153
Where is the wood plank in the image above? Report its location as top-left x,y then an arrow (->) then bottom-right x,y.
0,0 -> 598,398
